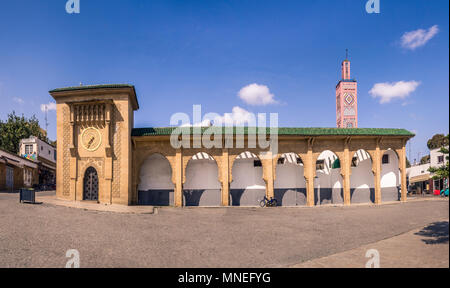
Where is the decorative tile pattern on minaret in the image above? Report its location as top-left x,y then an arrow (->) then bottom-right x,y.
336,51 -> 358,128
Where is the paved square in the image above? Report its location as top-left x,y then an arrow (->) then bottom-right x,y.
0,192 -> 448,268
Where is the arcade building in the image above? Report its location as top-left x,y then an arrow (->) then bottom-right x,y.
49,58 -> 414,207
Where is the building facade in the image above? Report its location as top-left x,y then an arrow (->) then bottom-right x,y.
19,136 -> 56,187
0,149 -> 38,191
407,146 -> 449,194
50,84 -> 413,207
336,57 -> 358,128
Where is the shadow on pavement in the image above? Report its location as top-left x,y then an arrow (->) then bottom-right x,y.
415,221 -> 449,245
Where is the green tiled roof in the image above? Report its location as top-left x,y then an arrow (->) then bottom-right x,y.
132,127 -> 415,137
49,84 -> 135,93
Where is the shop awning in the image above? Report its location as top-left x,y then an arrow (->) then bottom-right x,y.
410,174 -> 431,184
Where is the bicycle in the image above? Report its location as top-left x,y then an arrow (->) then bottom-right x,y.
259,196 -> 278,207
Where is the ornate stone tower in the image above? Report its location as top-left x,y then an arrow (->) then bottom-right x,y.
50,84 -> 139,205
336,51 -> 358,128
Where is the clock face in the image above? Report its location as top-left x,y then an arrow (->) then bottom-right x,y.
81,127 -> 102,152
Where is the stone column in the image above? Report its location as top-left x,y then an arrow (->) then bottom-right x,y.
263,151 -> 275,200
69,105 -> 77,201
373,139 -> 382,204
305,138 -> 315,207
104,103 -> 113,204
174,149 -> 183,207
342,140 -> 351,205
221,148 -> 230,206
399,141 -> 408,202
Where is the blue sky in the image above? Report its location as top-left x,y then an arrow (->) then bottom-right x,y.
0,0 -> 448,162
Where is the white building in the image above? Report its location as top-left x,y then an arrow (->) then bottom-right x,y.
19,136 -> 56,187
407,163 -> 431,194
406,146 -> 448,194
430,147 -> 448,168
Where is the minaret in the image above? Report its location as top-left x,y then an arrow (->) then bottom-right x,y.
336,50 -> 358,128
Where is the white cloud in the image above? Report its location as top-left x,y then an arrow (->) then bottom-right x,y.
213,106 -> 257,126
401,25 -> 439,50
177,106 -> 259,127
238,83 -> 277,106
13,97 -> 24,104
40,102 -> 57,112
181,119 -> 212,127
369,81 -> 420,104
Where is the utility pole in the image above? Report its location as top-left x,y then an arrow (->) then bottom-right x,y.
408,139 -> 412,166
44,105 -> 49,135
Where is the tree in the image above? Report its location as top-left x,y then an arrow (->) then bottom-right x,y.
428,134 -> 449,187
420,155 -> 430,164
0,111 -> 48,154
406,158 -> 411,168
427,134 -> 449,150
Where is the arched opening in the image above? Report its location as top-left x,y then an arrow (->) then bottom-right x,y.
381,149 -> 400,202
230,151 -> 266,206
274,153 -> 306,206
350,149 -> 375,203
83,166 -> 98,201
138,153 -> 174,206
184,152 -> 221,206
315,151 -> 343,205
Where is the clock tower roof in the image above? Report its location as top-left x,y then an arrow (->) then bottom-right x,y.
49,84 -> 139,111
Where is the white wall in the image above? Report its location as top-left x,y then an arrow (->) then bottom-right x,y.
37,138 -> 56,163
316,169 -> 343,190
138,154 -> 174,190
19,136 -> 56,164
275,153 -> 305,188
231,152 -> 265,189
316,150 -> 343,189
381,149 -> 399,188
184,153 -> 221,189
430,146 -> 449,167
406,163 -> 430,179
350,149 -> 374,189
349,149 -> 374,203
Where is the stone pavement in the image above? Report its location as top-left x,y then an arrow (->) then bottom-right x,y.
0,191 -> 448,267
292,220 -> 449,268
36,192 -> 155,214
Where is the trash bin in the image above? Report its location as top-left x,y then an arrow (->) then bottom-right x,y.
20,188 -> 36,204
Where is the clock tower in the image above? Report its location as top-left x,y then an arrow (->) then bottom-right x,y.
50,84 -> 139,205
336,51 -> 358,128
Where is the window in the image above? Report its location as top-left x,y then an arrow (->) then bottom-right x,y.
351,157 -> 358,167
382,154 -> 389,164
438,156 -> 444,164
54,150 -> 56,161
277,158 -> 285,165
25,145 -> 33,155
434,180 -> 441,191
297,157 -> 303,165
254,160 -> 262,167
316,160 -> 325,170
48,150 -> 51,155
